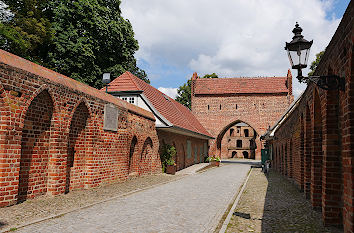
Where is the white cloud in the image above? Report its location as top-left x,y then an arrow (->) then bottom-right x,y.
158,87 -> 178,99
121,0 -> 342,99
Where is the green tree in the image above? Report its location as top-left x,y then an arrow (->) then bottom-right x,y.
0,0 -> 148,88
176,73 -> 218,109
308,50 -> 325,76
47,0 -> 148,88
201,73 -> 218,79
176,79 -> 192,109
1,0 -> 54,63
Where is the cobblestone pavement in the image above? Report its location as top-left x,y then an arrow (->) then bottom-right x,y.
0,174 -> 179,232
14,162 -> 250,233
226,168 -> 343,233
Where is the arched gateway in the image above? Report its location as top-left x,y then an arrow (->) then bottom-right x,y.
214,120 -> 259,159
190,71 -> 294,160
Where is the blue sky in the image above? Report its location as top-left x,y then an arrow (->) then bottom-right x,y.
122,0 -> 351,99
327,0 -> 351,19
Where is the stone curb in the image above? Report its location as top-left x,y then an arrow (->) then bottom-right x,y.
203,164 -> 249,233
1,173 -> 191,233
218,167 -> 253,233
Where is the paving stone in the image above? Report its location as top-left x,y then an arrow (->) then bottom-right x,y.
226,168 -> 343,233
15,162 -> 250,233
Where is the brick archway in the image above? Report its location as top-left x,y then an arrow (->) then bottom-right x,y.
300,114 -> 304,192
128,136 -> 138,174
18,90 -> 54,202
65,102 -> 90,193
304,104 -> 312,199
140,137 -> 153,174
213,120 -> 260,159
311,89 -> 323,209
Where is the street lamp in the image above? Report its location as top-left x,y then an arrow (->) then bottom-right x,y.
102,73 -> 111,93
285,22 -> 344,91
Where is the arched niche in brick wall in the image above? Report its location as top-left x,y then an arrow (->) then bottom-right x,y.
304,104 -> 312,199
140,137 -> 153,174
18,90 -> 54,203
65,102 -> 90,194
300,114 -> 305,192
128,136 -> 138,174
311,89 -> 323,209
215,120 -> 258,159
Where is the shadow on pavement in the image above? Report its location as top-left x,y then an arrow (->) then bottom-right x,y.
260,169 -> 343,233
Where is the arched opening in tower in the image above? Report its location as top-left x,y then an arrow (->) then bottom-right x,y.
216,121 -> 257,159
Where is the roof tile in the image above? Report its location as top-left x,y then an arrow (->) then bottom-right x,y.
106,72 -> 212,138
194,76 -> 289,95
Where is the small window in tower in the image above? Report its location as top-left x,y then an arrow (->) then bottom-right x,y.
208,105 -> 210,110
236,104 -> 238,109
244,129 -> 249,137
237,140 -> 242,148
230,128 -> 234,136
220,104 -> 221,110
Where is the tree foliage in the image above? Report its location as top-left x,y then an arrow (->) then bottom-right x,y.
176,79 -> 192,109
0,0 -> 148,88
201,73 -> 218,79
176,73 -> 218,109
160,144 -> 176,172
308,50 -> 325,76
1,0 -> 54,63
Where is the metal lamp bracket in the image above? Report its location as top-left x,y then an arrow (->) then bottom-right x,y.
307,75 -> 345,91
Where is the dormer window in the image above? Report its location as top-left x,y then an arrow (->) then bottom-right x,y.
121,97 -> 128,101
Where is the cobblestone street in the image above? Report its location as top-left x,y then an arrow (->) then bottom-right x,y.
226,168 -> 343,233
11,162 -> 251,233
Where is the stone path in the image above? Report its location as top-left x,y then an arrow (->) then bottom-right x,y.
226,168 -> 343,233
15,162 -> 251,233
0,174 -> 179,232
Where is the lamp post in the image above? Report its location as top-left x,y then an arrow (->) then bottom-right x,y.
102,73 -> 111,93
285,23 -> 344,91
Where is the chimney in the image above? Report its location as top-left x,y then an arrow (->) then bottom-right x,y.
191,72 -> 198,111
287,69 -> 292,96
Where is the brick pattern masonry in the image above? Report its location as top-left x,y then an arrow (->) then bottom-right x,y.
269,2 -> 354,232
191,71 -> 293,159
0,50 -> 161,207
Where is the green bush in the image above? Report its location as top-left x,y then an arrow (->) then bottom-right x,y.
161,144 -> 176,172
206,156 -> 221,162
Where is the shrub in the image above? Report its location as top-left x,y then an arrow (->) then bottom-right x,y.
161,144 -> 176,172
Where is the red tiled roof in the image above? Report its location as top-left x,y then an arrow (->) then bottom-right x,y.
0,49 -> 154,120
194,76 -> 290,95
106,72 -> 213,138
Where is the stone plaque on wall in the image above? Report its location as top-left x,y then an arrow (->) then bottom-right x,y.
103,104 -> 119,131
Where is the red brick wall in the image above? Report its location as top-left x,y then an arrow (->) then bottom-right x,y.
157,130 -> 208,171
192,93 -> 293,159
0,51 -> 161,207
268,2 -> 353,231
18,90 -> 53,202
